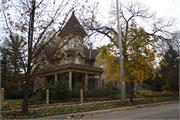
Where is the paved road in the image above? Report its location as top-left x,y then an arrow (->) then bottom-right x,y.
82,102 -> 179,120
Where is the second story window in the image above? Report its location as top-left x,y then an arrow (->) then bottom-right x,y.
72,38 -> 76,49
75,57 -> 80,64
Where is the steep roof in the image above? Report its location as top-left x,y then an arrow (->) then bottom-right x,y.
83,47 -> 100,59
141,82 -> 156,89
58,12 -> 87,37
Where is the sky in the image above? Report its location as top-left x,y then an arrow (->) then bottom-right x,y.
0,0 -> 179,48
95,0 -> 179,22
89,0 -> 180,47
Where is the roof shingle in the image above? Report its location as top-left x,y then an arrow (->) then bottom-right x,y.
58,12 -> 87,37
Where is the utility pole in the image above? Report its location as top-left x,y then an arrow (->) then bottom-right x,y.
116,0 -> 125,105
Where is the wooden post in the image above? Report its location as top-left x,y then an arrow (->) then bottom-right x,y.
1,88 -> 4,108
46,89 -> 49,104
80,89 -> 83,103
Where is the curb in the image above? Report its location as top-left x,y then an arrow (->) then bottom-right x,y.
33,100 -> 179,119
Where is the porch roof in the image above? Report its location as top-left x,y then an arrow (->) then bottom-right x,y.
36,64 -> 103,77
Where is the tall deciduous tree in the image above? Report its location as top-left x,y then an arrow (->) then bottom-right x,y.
2,0 -> 85,113
81,0 -> 176,102
96,22 -> 161,102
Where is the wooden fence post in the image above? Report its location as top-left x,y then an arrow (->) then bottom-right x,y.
80,89 -> 83,103
1,88 -> 4,108
46,89 -> 49,104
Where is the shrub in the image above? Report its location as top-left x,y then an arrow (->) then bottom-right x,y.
5,90 -> 36,99
29,97 -> 45,103
42,79 -> 71,100
71,89 -> 120,98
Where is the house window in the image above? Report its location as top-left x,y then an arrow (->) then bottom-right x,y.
75,58 -> 80,64
63,40 -> 66,50
68,39 -> 71,49
78,39 -> 81,50
72,38 -> 76,49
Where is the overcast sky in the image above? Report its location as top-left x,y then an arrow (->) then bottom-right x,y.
93,0 -> 179,27
88,0 -> 180,47
0,0 -> 179,46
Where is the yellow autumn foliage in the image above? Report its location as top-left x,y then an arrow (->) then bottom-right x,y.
96,22 -> 161,83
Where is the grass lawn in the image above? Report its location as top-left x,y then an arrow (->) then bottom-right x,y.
1,96 -> 179,119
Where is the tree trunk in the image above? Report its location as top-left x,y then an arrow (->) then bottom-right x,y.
130,81 -> 134,102
22,73 -> 30,113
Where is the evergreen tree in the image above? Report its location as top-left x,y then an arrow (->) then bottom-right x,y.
160,46 -> 179,98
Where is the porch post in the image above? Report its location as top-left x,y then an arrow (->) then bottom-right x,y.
99,75 -> 102,89
69,71 -> 72,91
85,73 -> 88,91
55,73 -> 57,85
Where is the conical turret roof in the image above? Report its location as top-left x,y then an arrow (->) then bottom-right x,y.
58,12 -> 87,37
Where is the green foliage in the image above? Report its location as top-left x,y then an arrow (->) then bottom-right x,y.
159,47 -> 179,97
42,79 -> 71,100
71,89 -> 120,98
74,82 -> 85,91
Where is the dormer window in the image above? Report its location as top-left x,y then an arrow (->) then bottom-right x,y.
72,38 -> 76,49
78,39 -> 81,50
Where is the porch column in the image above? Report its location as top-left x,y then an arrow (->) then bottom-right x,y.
69,71 -> 72,91
85,73 -> 88,91
99,75 -> 102,89
55,73 -> 57,85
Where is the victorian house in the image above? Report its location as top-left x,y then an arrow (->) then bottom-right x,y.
32,12 -> 107,91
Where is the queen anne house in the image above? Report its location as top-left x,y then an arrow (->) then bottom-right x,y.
32,12 -> 109,91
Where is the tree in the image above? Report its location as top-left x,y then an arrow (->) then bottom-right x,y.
80,0 -> 176,102
160,46 -> 179,98
96,22 -> 160,102
2,0 -> 86,113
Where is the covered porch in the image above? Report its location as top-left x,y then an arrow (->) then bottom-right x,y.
34,64 -> 104,91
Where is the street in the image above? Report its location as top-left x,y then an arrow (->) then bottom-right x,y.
82,102 -> 179,119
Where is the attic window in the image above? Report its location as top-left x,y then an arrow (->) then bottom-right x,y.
78,39 -> 81,50
72,38 -> 76,49
63,40 -> 66,50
